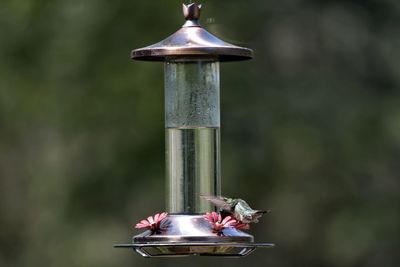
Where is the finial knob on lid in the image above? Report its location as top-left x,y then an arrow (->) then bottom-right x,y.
183,3 -> 202,20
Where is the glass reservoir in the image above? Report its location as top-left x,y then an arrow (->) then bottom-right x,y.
165,58 -> 221,213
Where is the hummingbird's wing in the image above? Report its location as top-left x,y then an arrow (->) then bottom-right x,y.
201,195 -> 233,211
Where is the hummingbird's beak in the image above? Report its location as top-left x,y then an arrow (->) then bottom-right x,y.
256,210 -> 271,214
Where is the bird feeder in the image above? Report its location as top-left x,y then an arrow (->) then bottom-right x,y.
114,3 -> 274,257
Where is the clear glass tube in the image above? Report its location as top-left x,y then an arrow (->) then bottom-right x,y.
165,58 -> 221,214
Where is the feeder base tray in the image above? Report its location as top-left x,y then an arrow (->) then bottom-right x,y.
114,242 -> 274,257
114,215 -> 274,257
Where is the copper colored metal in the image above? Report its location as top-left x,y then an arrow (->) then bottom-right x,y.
114,215 -> 274,257
183,3 -> 202,20
133,215 -> 254,243
114,242 -> 274,258
131,3 -> 253,62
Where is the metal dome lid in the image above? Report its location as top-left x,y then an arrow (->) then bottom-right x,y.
131,3 -> 253,62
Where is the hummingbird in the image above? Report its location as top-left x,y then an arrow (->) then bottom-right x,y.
202,195 -> 269,224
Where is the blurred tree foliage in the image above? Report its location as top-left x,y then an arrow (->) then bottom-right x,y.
0,0 -> 399,267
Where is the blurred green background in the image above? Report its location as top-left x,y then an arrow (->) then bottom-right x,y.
1,0 -> 399,266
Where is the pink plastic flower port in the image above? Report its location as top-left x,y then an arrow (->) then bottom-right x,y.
135,212 -> 168,232
203,211 -> 250,233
